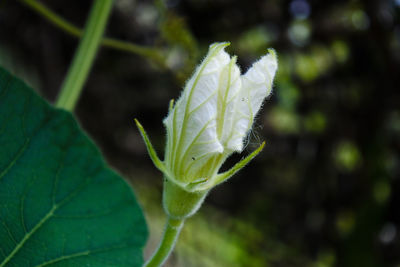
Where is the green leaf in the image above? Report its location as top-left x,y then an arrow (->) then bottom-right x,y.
0,67 -> 148,266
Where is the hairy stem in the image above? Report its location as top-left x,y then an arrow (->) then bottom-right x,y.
54,0 -> 113,111
143,217 -> 184,267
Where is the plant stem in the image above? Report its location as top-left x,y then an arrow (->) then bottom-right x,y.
55,0 -> 113,111
144,217 -> 184,267
19,0 -> 166,67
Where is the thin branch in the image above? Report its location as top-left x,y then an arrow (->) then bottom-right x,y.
19,0 -> 167,68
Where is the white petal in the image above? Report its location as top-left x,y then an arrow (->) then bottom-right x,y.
163,42 -> 230,183
216,56 -> 242,148
243,50 -> 277,113
227,50 -> 277,152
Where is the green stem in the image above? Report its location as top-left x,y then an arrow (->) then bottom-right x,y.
19,0 -> 166,67
144,217 -> 184,267
54,0 -> 113,111
20,0 -> 81,36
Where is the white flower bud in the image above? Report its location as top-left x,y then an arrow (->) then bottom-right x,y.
135,42 -> 277,218
163,43 -> 277,190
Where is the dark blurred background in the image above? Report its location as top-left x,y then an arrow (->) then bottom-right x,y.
1,0 -> 400,266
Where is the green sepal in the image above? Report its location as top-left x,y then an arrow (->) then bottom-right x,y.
134,118 -> 166,173
163,178 -> 208,219
192,141 -> 266,191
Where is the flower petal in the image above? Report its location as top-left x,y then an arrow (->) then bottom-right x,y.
163,42 -> 231,183
216,56 -> 242,148
243,49 -> 277,114
227,49 -> 277,152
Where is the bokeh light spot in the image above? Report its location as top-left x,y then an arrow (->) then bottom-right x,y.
331,40 -> 350,63
289,0 -> 311,20
373,181 -> 391,204
336,210 -> 355,237
379,223 -> 397,244
304,111 -> 327,134
288,20 -> 311,46
351,10 -> 370,30
334,141 -> 362,172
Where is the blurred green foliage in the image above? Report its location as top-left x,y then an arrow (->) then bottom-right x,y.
334,141 -> 362,172
1,0 -> 399,266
